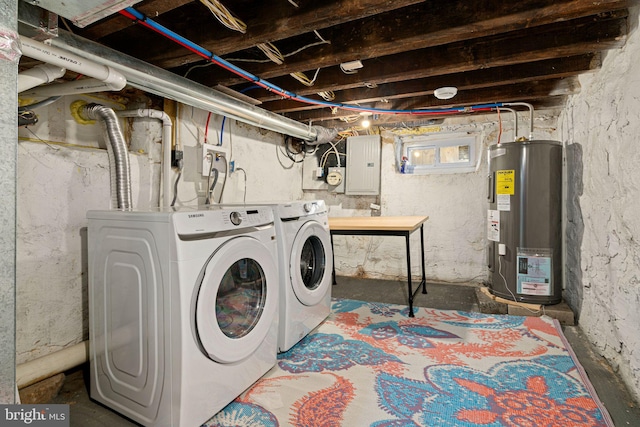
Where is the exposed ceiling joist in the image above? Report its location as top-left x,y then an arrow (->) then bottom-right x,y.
26,0 -> 633,128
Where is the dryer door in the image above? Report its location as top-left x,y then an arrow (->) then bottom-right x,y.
195,236 -> 277,363
289,221 -> 333,306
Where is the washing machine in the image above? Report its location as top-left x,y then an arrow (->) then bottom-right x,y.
87,205 -> 279,426
271,200 -> 333,352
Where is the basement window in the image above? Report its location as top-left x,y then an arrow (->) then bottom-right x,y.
398,133 -> 480,174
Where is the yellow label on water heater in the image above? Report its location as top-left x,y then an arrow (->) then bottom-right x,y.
496,170 -> 515,195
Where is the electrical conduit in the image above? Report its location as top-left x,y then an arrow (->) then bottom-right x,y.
117,109 -> 173,207
80,103 -> 133,210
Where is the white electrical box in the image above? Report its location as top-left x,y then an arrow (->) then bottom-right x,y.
345,135 -> 381,195
199,143 -> 228,177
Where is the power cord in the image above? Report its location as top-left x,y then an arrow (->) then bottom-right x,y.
498,254 -> 544,315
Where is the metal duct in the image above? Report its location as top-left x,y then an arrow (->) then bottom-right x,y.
50,30 -> 321,143
116,109 -> 173,207
80,104 -> 133,210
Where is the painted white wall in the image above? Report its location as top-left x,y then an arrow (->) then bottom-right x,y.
172,106 -> 303,207
16,95 -> 154,364
15,99 -> 300,365
313,115 -> 557,284
559,6 -> 640,402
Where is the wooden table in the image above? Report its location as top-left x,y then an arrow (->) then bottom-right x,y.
328,216 -> 429,317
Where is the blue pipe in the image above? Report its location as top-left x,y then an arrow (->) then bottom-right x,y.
123,7 -> 504,116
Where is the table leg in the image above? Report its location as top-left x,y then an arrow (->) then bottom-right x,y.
330,233 -> 337,285
420,224 -> 427,294
405,233 -> 414,317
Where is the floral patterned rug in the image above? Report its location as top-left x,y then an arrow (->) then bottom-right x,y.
204,298 -> 613,427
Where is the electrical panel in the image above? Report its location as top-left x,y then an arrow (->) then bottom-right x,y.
345,135 -> 381,195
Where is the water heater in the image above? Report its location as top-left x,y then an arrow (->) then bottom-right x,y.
487,140 -> 562,304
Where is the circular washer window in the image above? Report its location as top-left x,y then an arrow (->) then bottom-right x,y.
299,235 -> 326,291
215,258 -> 266,339
196,236 -> 277,363
290,221 -> 332,306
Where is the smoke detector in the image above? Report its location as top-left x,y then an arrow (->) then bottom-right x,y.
434,86 -> 458,100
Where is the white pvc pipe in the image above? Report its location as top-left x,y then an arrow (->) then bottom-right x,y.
50,30 -> 320,142
117,109 -> 173,206
19,35 -> 126,92
16,341 -> 89,389
20,78 -> 123,98
18,64 -> 66,93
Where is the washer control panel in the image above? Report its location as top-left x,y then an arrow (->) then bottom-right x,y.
173,206 -> 273,237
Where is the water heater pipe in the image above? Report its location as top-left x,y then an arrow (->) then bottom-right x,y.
80,103 -> 133,210
19,35 -> 126,92
117,109 -> 173,207
18,64 -> 66,93
504,102 -> 534,140
497,107 -> 518,142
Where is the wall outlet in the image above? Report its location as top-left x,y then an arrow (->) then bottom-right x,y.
199,143 -> 228,177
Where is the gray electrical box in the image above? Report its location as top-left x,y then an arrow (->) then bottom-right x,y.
346,135 -> 381,195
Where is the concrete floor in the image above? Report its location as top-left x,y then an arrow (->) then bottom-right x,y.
48,277 -> 639,426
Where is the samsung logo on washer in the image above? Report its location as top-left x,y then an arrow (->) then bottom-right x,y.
188,213 -> 205,218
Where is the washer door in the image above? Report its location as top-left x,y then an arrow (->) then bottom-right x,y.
195,236 -> 277,363
289,221 -> 332,306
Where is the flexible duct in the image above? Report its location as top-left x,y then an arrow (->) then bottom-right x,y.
48,30 -> 321,142
18,64 -> 66,93
116,109 -> 173,207
80,104 -> 132,210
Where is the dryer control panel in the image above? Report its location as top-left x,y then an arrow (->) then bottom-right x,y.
276,200 -> 327,220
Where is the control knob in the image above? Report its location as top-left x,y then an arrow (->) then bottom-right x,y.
229,211 -> 242,225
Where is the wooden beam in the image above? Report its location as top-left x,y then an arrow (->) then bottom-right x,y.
103,0 -> 426,69
283,78 -> 578,124
318,96 -> 568,128
219,11 -> 625,98
261,54 -> 600,113
196,0 -> 629,86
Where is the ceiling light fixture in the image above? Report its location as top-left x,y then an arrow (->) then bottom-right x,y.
360,111 -> 372,128
434,86 -> 458,100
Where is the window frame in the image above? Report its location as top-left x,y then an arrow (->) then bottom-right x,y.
399,132 -> 480,174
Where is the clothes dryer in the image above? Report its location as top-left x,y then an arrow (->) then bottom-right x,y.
271,200 -> 333,352
87,205 -> 278,426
